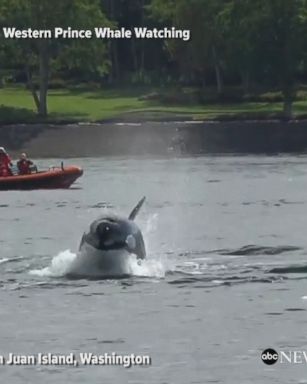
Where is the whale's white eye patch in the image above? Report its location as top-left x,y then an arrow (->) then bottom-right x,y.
125,234 -> 136,250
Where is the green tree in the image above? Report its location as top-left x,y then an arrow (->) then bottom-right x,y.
150,0 -> 307,117
101,0 -> 162,85
218,0 -> 262,92
0,0 -> 111,117
150,0 -> 226,93
256,0 -> 307,118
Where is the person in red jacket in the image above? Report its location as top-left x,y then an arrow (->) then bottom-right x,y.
17,153 -> 35,175
0,147 -> 12,177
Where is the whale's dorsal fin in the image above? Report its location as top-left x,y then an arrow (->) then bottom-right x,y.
129,196 -> 146,220
79,232 -> 86,250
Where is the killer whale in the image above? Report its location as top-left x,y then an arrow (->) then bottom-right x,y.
67,197 -> 146,278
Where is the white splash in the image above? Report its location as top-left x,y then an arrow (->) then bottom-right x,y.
144,213 -> 159,236
30,250 -> 76,277
127,254 -> 167,278
30,249 -> 169,279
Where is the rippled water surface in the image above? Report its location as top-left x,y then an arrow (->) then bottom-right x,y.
1,155 -> 307,383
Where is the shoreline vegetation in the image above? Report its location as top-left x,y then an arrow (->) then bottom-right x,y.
2,1 -> 307,122
2,86 -> 307,125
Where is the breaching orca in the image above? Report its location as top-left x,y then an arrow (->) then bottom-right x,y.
67,197 -> 146,278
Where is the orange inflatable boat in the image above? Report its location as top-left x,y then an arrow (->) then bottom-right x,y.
0,165 -> 83,190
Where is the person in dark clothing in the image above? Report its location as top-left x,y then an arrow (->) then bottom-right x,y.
17,153 -> 35,175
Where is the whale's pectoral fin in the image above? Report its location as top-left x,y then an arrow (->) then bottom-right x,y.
128,196 -> 146,221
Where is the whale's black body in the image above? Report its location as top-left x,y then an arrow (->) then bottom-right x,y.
67,197 -> 146,278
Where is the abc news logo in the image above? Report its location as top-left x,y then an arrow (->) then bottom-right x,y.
261,348 -> 307,365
